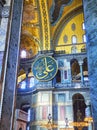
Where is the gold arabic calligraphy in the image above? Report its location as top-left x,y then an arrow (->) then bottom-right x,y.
36,57 -> 54,80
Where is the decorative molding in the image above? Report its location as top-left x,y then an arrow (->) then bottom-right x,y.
38,0 -> 50,50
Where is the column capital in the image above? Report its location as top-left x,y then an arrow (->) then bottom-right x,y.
78,61 -> 83,65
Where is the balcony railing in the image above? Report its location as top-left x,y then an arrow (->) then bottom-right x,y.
17,81 -> 90,94
15,109 -> 28,122
55,81 -> 90,89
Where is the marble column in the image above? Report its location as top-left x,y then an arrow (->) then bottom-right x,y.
78,61 -> 84,84
83,0 -> 97,129
68,61 -> 72,83
0,0 -> 23,130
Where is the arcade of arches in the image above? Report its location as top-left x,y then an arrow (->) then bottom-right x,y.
0,0 -> 97,130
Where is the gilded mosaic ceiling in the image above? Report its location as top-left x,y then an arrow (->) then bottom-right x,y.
20,0 -> 83,58
21,0 -> 40,58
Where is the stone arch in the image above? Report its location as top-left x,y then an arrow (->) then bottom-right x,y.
70,59 -> 80,81
72,93 -> 87,123
52,6 -> 83,49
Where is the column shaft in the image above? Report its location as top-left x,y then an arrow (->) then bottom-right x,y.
0,0 -> 23,129
83,0 -> 97,129
79,62 -> 84,84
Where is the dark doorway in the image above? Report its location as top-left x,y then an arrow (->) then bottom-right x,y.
72,93 -> 87,130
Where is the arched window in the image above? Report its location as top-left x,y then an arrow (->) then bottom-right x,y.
72,35 -> 77,44
71,46 -> 77,54
82,22 -> 85,30
83,34 -> 87,43
20,50 -> 27,58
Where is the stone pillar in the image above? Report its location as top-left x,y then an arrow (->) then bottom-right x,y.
0,0 -> 23,130
61,69 -> 64,82
83,0 -> 97,129
78,61 -> 84,84
68,61 -> 72,83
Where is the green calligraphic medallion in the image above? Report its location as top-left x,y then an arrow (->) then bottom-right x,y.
32,56 -> 58,81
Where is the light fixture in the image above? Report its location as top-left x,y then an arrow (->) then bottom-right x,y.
84,116 -> 93,123
70,121 -> 89,130
70,109 -> 93,130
